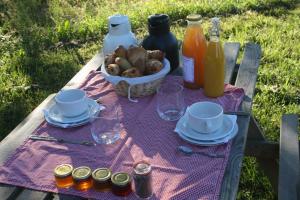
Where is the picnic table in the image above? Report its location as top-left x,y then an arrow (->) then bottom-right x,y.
0,42 -> 262,200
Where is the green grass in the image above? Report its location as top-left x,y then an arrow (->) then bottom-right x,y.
0,0 -> 299,199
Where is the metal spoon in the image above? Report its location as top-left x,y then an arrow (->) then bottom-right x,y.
177,146 -> 225,158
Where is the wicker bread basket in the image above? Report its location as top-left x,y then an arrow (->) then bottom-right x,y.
101,58 -> 170,102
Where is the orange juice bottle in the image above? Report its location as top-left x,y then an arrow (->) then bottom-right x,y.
204,18 -> 225,97
182,14 -> 207,89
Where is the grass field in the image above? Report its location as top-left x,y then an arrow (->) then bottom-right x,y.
1,0 -> 299,199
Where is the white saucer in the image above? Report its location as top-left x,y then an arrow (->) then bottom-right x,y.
176,123 -> 238,146
44,98 -> 104,128
175,114 -> 236,141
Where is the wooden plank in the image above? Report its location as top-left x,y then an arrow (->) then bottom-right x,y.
171,42 -> 240,84
224,42 -> 240,84
16,189 -> 52,200
51,193 -> 87,200
0,53 -> 104,199
0,94 -> 55,199
219,116 -> 251,200
63,52 -> 103,89
245,140 -> 278,159
219,43 -> 261,200
279,114 -> 299,200
0,94 -> 55,164
247,116 -> 266,140
234,43 -> 261,113
246,116 -> 279,193
0,184 -> 22,200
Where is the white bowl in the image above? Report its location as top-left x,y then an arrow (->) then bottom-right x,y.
187,102 -> 223,134
55,89 -> 88,117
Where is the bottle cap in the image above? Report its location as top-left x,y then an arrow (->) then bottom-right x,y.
211,17 -> 220,29
111,172 -> 131,186
108,14 -> 129,26
92,168 -> 112,182
54,164 -> 73,178
72,166 -> 92,180
186,14 -> 201,21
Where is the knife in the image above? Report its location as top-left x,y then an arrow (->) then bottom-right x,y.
29,135 -> 95,147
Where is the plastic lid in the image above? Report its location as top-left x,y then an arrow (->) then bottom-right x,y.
72,166 -> 92,180
111,172 -> 131,186
134,161 -> 151,175
109,14 -> 129,25
186,14 -> 201,21
92,168 -> 112,182
54,164 -> 73,178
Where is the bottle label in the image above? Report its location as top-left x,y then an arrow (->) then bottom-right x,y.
182,56 -> 194,83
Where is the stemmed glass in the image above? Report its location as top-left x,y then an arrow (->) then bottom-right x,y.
90,105 -> 121,145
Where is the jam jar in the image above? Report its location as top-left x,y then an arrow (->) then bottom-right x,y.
111,172 -> 132,196
72,166 -> 93,191
54,164 -> 74,188
133,161 -> 153,199
92,168 -> 112,192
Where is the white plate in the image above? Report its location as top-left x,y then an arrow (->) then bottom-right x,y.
44,98 -> 103,128
175,114 -> 236,141
176,123 -> 238,146
45,98 -> 102,124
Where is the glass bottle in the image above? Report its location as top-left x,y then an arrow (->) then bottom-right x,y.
204,18 -> 225,97
182,14 -> 207,89
142,14 -> 179,72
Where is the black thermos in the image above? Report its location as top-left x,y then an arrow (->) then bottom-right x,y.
142,14 -> 179,72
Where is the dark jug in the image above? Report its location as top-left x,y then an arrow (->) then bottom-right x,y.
142,14 -> 179,72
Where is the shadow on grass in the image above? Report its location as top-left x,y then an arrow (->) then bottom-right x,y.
0,0 -> 82,139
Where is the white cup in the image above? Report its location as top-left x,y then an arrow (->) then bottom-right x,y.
186,102 -> 223,133
55,89 -> 88,117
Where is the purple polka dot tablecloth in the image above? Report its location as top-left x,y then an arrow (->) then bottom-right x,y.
0,71 -> 244,200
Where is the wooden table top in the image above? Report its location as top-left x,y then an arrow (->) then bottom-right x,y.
0,42 -> 261,200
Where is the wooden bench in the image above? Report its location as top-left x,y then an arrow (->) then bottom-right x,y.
279,114 -> 299,200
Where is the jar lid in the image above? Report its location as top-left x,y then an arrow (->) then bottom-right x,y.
111,172 -> 131,186
92,168 -> 112,182
72,166 -> 92,180
54,164 -> 73,178
186,14 -> 202,21
134,161 -> 151,175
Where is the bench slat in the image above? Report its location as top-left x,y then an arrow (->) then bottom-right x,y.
234,43 -> 261,113
0,184 -> 22,200
51,193 -> 87,200
16,189 -> 51,200
219,43 -> 261,200
224,42 -> 240,84
279,114 -> 299,200
63,52 -> 103,89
